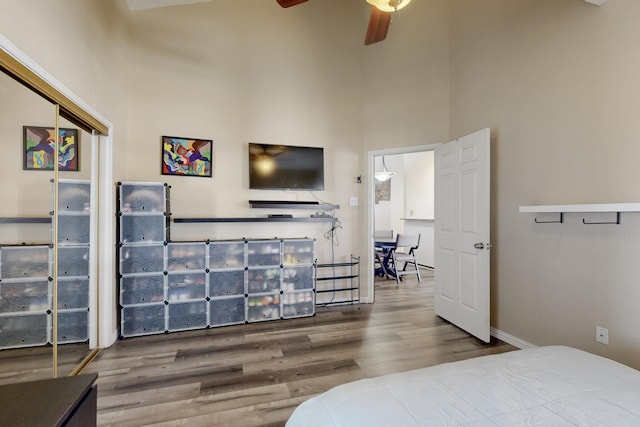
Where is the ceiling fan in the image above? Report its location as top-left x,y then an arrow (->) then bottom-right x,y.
276,0 -> 412,46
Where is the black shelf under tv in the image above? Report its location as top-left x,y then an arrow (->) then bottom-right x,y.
248,201 -> 339,210
173,217 -> 336,223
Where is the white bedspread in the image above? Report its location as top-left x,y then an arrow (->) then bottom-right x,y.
286,346 -> 640,426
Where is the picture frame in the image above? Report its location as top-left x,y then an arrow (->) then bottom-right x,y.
23,126 -> 79,171
161,135 -> 213,177
375,179 -> 391,203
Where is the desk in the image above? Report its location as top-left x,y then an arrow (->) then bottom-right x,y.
0,373 -> 97,427
374,239 -> 396,279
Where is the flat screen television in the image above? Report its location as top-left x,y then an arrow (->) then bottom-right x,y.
249,143 -> 325,190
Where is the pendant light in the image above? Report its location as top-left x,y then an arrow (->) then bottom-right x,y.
375,156 -> 396,182
366,0 -> 412,13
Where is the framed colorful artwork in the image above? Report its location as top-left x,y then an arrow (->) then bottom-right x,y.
23,126 -> 79,171
161,136 -> 213,177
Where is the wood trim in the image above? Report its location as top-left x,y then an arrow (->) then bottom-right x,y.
0,49 -> 109,135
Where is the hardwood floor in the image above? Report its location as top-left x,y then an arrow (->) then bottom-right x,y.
0,342 -> 93,386
86,270 -> 517,426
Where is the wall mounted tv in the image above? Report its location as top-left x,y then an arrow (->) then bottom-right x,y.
249,143 -> 325,190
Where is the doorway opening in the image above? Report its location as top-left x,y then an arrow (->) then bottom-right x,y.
368,144 -> 438,303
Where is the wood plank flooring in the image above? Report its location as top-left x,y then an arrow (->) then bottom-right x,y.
0,342 -> 92,385
86,270 -> 517,426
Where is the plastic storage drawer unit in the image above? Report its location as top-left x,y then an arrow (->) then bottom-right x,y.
209,296 -> 245,326
121,304 -> 166,337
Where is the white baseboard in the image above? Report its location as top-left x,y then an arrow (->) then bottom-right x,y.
490,327 -> 536,349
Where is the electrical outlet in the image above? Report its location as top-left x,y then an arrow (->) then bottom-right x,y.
596,326 -> 609,345
349,196 -> 358,207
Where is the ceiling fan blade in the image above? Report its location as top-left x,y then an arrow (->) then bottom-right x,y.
364,6 -> 392,45
276,0 -> 308,7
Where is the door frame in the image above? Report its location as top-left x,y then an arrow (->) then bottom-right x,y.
366,143 -> 440,303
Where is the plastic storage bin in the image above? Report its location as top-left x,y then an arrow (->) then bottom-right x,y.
209,296 -> 245,326
119,183 -> 166,213
0,313 -> 48,349
57,215 -> 90,245
57,180 -> 90,212
167,272 -> 206,301
209,270 -> 245,297
0,280 -> 49,313
119,244 -> 165,274
282,266 -> 314,291
56,310 -> 89,343
57,246 -> 90,277
247,240 -> 281,266
168,301 -> 206,331
0,245 -> 50,279
57,278 -> 89,309
166,242 -> 206,271
247,267 -> 281,293
247,294 -> 280,322
282,239 -> 314,265
120,215 -> 167,243
282,290 -> 315,318
120,274 -> 165,305
121,304 -> 166,337
208,241 -> 245,269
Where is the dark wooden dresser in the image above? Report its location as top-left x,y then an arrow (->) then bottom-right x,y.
0,373 -> 97,427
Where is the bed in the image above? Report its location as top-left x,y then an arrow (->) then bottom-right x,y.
286,346 -> 640,426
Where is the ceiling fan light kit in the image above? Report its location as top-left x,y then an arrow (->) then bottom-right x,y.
277,0 -> 412,45
366,0 -> 412,13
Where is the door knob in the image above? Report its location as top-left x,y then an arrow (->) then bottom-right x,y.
474,242 -> 484,250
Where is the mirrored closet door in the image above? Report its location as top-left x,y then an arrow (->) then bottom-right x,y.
0,52 -> 106,382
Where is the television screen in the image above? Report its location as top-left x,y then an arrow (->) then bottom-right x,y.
249,143 -> 324,190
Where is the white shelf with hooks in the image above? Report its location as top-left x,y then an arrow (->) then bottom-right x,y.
519,203 -> 640,213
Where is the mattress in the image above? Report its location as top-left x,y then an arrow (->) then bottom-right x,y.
286,346 -> 640,426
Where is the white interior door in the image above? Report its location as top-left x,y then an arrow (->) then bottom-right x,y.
434,128 -> 490,342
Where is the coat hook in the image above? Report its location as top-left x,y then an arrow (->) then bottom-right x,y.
534,212 -> 564,224
582,212 -> 620,225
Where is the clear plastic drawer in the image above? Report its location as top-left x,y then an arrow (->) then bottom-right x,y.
282,266 -> 314,291
57,246 -> 89,277
167,272 -> 206,301
119,244 -> 165,274
57,180 -> 90,212
247,267 -> 281,294
208,241 -> 245,269
57,215 -> 90,245
282,290 -> 315,319
0,313 -> 48,349
209,269 -> 245,297
120,214 -> 167,243
119,183 -> 166,213
247,240 -> 281,266
282,239 -> 314,265
247,294 -> 280,322
167,242 -> 206,271
168,301 -> 206,331
57,278 -> 89,309
0,280 -> 49,313
0,246 -> 50,279
120,274 -> 165,305
121,304 -> 166,337
209,296 -> 245,326
56,310 -> 88,343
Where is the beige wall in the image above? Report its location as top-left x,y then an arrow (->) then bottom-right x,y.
119,0 -> 366,265
450,0 -> 640,368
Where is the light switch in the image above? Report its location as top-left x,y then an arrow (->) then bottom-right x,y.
349,196 -> 358,206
